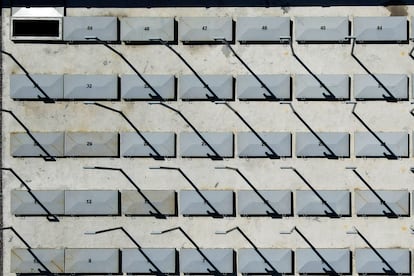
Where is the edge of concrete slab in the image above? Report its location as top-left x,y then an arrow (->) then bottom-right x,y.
1,8 -> 3,276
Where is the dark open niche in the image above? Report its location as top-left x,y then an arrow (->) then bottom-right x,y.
13,19 -> 60,37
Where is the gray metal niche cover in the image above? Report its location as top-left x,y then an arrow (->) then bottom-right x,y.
10,74 -> 64,100
63,16 -> 118,42
412,17 -> 414,38
64,132 -> 119,157
11,248 -> 64,274
11,190 -> 65,216
179,17 -> 233,43
10,132 -> 65,157
296,190 -> 351,216
354,74 -> 408,100
121,190 -> 176,216
122,248 -> 176,273
354,132 -> 408,158
295,17 -> 349,42
355,248 -> 410,274
296,132 -> 350,158
179,75 -> 233,100
64,190 -> 119,215
238,190 -> 292,216
120,132 -> 175,157
411,75 -> 414,98
180,248 -> 234,274
236,17 -> 290,43
121,17 -> 175,42
238,248 -> 293,274
296,248 -> 351,274
237,132 -> 291,158
63,75 -> 118,100
354,16 -> 408,42
64,248 -> 120,274
180,132 -> 234,158
121,75 -> 175,100
237,74 -> 291,100
295,74 -> 349,100
180,190 -> 234,216
355,190 -> 409,216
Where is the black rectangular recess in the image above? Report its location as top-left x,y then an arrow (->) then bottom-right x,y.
13,19 -> 60,37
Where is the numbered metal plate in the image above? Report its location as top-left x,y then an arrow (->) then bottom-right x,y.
354,74 -> 408,100
354,132 -> 408,158
179,75 -> 233,100
354,16 -> 408,42
179,132 -> 234,158
120,17 -> 175,42
121,190 -> 177,216
11,248 -> 64,274
295,17 -> 349,43
63,75 -> 118,100
122,248 -> 177,273
10,132 -> 65,157
295,132 -> 350,158
64,190 -> 119,215
237,132 -> 292,158
121,74 -> 175,100
180,248 -> 234,273
179,17 -> 233,43
355,249 -> 410,274
64,248 -> 120,273
296,190 -> 351,216
10,74 -> 64,100
120,132 -> 175,157
237,74 -> 291,100
11,190 -> 65,215
355,190 -> 409,216
297,249 -> 351,274
236,17 -> 290,43
238,190 -> 292,216
180,190 -> 234,216
295,74 -> 350,100
63,16 -> 118,42
64,132 -> 119,157
238,248 -> 293,274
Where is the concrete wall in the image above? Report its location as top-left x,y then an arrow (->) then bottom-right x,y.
2,6 -> 414,275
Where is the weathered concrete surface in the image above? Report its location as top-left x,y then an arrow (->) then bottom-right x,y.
2,6 -> 414,276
